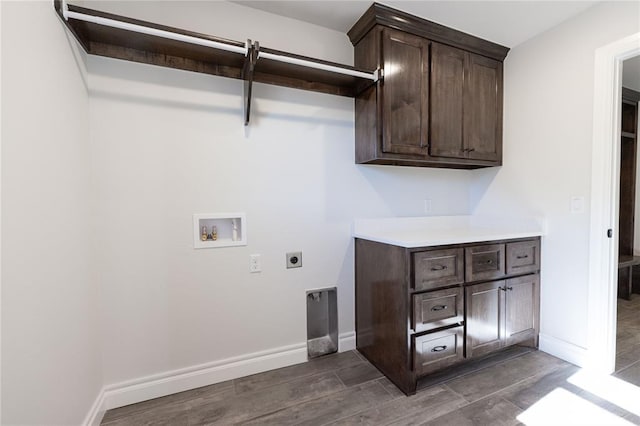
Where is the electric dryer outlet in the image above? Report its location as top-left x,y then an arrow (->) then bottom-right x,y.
286,252 -> 302,268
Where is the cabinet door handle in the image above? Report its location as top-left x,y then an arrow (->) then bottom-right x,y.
430,265 -> 447,271
431,305 -> 447,311
516,254 -> 529,259
467,148 -> 475,152
431,345 -> 447,352
506,286 -> 513,291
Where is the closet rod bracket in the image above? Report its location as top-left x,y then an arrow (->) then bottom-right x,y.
243,40 -> 259,126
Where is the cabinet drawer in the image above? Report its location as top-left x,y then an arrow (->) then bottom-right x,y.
506,240 -> 540,275
465,243 -> 505,282
413,248 -> 464,291
412,288 -> 463,332
413,326 -> 464,375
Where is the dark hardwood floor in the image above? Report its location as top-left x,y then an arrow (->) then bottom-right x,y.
102,330 -> 640,426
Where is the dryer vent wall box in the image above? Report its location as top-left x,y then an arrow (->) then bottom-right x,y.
307,287 -> 338,358
193,213 -> 247,248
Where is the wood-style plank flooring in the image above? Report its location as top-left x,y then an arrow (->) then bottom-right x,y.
102,298 -> 640,425
616,294 -> 640,383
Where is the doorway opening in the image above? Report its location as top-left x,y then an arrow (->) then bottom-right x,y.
614,56 -> 640,382
588,33 -> 640,374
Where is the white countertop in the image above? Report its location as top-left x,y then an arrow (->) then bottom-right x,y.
353,215 -> 545,248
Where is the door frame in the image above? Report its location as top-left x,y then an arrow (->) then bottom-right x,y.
588,32 -> 640,373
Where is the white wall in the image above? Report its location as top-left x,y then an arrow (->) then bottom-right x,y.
470,1 -> 640,351
1,2 -> 103,425
87,1 -> 472,387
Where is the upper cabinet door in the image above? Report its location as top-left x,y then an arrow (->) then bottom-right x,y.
464,53 -> 503,162
381,29 -> 430,156
430,42 -> 465,159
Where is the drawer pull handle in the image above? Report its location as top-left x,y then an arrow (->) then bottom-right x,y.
516,254 -> 529,259
484,259 -> 493,264
431,305 -> 447,311
431,345 -> 447,352
430,265 -> 447,271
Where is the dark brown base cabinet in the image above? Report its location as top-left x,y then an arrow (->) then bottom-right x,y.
355,237 -> 541,395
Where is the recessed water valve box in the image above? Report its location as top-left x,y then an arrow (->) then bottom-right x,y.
193,213 -> 246,249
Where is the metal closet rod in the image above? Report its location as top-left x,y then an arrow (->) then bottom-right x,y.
62,1 -> 379,82
62,1 -> 249,55
256,51 -> 378,81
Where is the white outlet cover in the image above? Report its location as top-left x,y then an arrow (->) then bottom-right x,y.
249,254 -> 261,273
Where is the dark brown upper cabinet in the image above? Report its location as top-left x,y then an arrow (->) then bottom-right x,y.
349,3 -> 509,169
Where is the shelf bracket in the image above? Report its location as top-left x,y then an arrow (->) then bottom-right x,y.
242,40 -> 258,126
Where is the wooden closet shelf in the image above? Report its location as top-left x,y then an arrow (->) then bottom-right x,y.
54,1 -> 378,104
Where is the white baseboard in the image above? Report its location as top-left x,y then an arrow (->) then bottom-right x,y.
83,388 -> 105,426
102,341 -> 307,411
339,331 -> 356,352
84,332 -> 358,423
539,333 -> 589,367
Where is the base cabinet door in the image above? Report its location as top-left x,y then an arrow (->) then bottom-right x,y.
466,274 -> 540,358
465,280 -> 505,358
505,275 -> 540,346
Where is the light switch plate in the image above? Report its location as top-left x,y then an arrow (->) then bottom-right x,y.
571,196 -> 585,214
424,199 -> 432,214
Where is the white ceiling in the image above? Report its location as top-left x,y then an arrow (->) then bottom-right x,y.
231,1 -> 598,47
